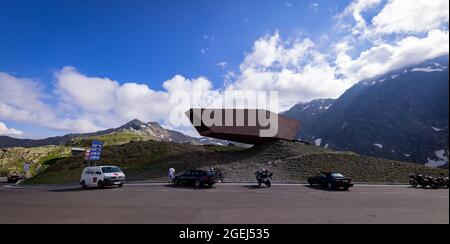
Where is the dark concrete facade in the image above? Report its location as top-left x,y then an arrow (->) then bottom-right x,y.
186,109 -> 301,144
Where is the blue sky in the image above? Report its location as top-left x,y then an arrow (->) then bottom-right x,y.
0,0 -> 348,87
0,0 -> 448,138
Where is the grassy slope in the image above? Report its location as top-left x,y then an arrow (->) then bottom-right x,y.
0,146 -> 71,177
24,140 -> 448,184
24,141 -> 243,184
68,132 -> 151,147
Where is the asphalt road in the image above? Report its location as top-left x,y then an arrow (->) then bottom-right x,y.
0,183 -> 448,224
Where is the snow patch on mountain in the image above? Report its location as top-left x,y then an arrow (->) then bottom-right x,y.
374,144 -> 383,149
391,74 -> 400,79
432,127 -> 446,132
315,138 -> 322,147
363,78 -> 386,86
319,104 -> 332,110
411,66 -> 447,72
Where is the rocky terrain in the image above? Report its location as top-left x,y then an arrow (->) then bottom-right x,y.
24,140 -> 447,185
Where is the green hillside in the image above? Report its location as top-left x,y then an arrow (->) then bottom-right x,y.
24,141 -> 242,184
23,140 -> 447,185
0,146 -> 71,177
68,132 -> 150,147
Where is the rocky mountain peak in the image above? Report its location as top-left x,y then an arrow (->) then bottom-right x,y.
119,119 -> 147,130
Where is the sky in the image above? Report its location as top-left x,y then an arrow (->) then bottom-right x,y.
0,0 -> 449,138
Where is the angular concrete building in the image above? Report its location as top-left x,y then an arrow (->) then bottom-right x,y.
186,109 -> 301,145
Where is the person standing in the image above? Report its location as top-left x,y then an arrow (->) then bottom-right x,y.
168,167 -> 176,186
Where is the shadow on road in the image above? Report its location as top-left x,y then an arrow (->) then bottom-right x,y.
164,185 -> 216,191
243,185 -> 271,190
408,186 -> 448,191
305,185 -> 351,192
50,187 -> 119,193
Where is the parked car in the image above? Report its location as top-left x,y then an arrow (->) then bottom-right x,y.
308,172 -> 354,190
80,166 -> 126,189
173,170 -> 217,188
7,175 -> 24,184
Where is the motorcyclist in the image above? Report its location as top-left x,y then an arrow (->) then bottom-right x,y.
255,168 -> 273,187
261,168 -> 273,178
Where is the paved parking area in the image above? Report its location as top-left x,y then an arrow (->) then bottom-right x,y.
0,184 -> 448,224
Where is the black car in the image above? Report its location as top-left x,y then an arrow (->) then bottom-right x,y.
308,172 -> 354,190
173,170 -> 217,188
7,175 -> 24,184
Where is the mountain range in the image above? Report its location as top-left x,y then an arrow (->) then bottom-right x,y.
0,119 -> 230,148
284,56 -> 449,168
1,57 -> 449,168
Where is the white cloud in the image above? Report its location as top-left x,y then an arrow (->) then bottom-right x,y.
56,66 -> 119,113
339,0 -> 449,40
335,29 -> 449,81
372,0 -> 449,34
217,62 -> 228,69
57,70 -> 217,132
240,33 -> 315,69
310,3 -> 319,13
1,69 -> 211,135
1,0 -> 449,138
339,0 -> 383,35
114,83 -> 170,122
203,35 -> 215,42
0,71 -> 52,123
331,0 -> 449,84
0,122 -> 23,136
231,33 -> 353,110
0,72 -> 73,132
163,74 -> 212,94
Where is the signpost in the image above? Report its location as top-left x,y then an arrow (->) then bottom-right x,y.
85,141 -> 104,166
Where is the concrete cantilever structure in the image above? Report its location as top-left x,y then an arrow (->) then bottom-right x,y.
186,108 -> 301,145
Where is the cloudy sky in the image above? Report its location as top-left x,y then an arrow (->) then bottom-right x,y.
0,0 -> 449,138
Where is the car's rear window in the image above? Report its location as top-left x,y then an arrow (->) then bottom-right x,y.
101,167 -> 122,173
331,173 -> 345,178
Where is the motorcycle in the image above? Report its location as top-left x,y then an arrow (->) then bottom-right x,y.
255,171 -> 273,188
410,174 -> 439,189
436,176 -> 449,189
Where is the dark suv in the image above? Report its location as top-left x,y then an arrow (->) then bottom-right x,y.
174,170 -> 217,188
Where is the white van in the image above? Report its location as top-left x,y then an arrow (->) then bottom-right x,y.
80,166 -> 126,188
